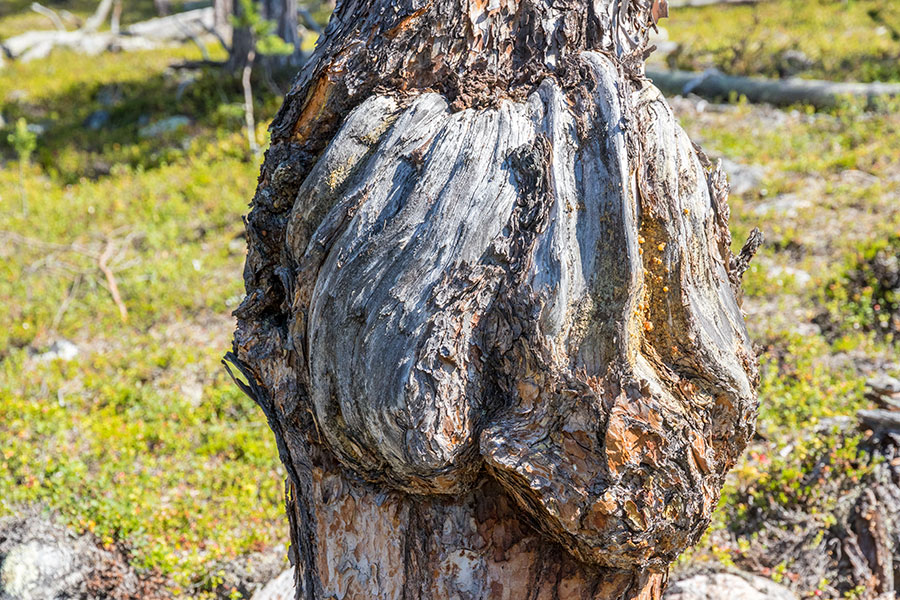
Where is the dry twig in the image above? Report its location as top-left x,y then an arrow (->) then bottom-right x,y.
98,237 -> 128,323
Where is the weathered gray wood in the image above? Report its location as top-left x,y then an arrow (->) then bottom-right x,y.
229,1 -> 759,598
646,68 -> 900,109
859,409 -> 900,433
1,8 -> 214,62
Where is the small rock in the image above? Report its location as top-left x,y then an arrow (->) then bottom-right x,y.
767,265 -> 812,288
24,123 -> 46,136
721,159 -> 765,197
839,169 -> 879,186
37,339 -> 79,362
0,513 -> 161,600
753,193 -> 812,217
793,321 -> 820,337
201,547 -> 288,600
1,540 -> 80,600
777,49 -> 813,77
814,415 -> 855,433
175,75 -> 198,103
228,237 -> 247,255
180,372 -> 204,407
867,374 -> 900,396
138,115 -> 190,139
83,109 -> 110,131
665,572 -> 797,600
251,568 -> 294,600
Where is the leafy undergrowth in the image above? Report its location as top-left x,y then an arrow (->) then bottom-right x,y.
680,429 -> 883,599
668,44 -> 900,596
0,26 -> 291,597
662,0 -> 900,83
816,236 -> 900,342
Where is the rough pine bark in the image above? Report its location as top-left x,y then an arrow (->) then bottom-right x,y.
227,1 -> 761,599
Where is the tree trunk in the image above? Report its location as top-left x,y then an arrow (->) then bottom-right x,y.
260,0 -> 301,67
228,1 -> 760,599
153,0 -> 170,17
213,0 -> 232,32
228,0 -> 303,72
226,0 -> 253,73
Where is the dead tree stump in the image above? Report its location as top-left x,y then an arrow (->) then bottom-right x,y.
227,1 -> 761,598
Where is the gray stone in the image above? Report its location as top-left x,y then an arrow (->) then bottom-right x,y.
251,568 -> 294,600
201,546 -> 287,600
24,123 -> 46,136
96,86 -> 123,107
83,110 -> 110,131
868,374 -> 900,396
37,339 -> 79,362
0,513 -> 150,600
138,115 -> 190,139
778,49 -> 813,77
721,158 -> 764,197
1,540 -> 81,600
664,572 -> 797,600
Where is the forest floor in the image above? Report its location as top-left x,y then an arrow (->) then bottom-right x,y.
1,0 -> 898,599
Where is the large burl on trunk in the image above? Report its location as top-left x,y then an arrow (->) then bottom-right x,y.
227,1 -> 762,598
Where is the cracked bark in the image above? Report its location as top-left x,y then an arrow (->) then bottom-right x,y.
227,1 -> 760,598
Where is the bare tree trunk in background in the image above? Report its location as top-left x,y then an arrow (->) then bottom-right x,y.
242,47 -> 259,156
260,0 -> 300,66
153,0 -> 170,17
227,0 -> 302,73
228,1 -> 762,599
226,0 -> 252,72
109,0 -> 122,35
214,0 -> 232,32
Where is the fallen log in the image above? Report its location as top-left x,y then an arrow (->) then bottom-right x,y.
125,7 -> 215,41
646,67 -> 900,109
1,7 -> 214,63
2,30 -> 157,62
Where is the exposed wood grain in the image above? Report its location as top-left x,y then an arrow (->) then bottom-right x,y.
230,1 -> 759,598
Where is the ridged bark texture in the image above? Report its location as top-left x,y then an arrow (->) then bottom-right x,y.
228,1 -> 759,599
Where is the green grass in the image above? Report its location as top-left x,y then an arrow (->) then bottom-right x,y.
0,26 -> 288,595
816,235 -> 900,341
665,10 -> 900,590
663,0 -> 900,82
0,343 -> 284,590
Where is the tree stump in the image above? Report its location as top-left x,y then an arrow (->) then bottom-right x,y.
227,1 -> 761,598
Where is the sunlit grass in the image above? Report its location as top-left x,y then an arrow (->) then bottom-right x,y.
664,0 -> 900,82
